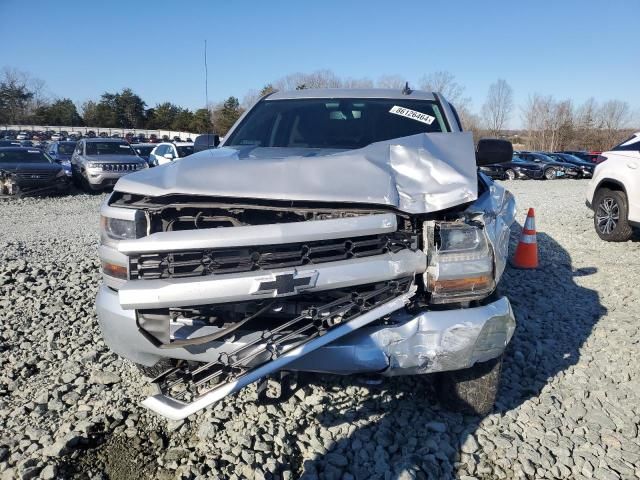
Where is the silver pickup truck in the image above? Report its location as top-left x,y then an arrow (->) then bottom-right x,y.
96,88 -> 516,420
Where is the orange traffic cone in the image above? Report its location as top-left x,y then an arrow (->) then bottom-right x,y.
512,208 -> 539,269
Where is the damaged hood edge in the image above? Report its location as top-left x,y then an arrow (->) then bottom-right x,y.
115,132 -> 478,215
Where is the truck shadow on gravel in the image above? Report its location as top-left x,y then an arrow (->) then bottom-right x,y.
292,227 -> 606,479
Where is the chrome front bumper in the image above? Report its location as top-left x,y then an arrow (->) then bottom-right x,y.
96,284 -> 515,376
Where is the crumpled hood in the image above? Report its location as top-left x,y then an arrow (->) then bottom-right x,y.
115,132 -> 478,214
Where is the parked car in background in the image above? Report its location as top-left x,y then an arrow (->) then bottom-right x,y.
51,133 -> 63,141
132,143 -> 157,165
0,147 -> 70,196
148,142 -> 195,166
586,132 -> 640,241
0,140 -> 21,147
479,162 -> 509,180
547,153 -> 595,178
16,132 -> 29,140
47,141 -> 76,177
193,134 -> 220,153
518,151 -> 578,179
504,155 -> 547,180
71,138 -> 147,191
559,150 -> 600,163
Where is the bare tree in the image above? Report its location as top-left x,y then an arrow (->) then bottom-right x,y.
419,71 -> 464,101
481,79 -> 514,137
419,70 -> 472,118
375,75 -> 408,89
342,77 -> 374,88
273,69 -> 342,91
0,67 -> 34,123
599,100 -> 631,149
28,76 -> 49,111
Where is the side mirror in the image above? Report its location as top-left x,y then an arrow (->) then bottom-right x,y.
476,138 -> 513,166
213,135 -> 220,147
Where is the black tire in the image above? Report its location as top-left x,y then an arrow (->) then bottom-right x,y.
593,188 -> 633,242
504,169 -> 516,180
435,354 -> 503,416
544,168 -> 556,180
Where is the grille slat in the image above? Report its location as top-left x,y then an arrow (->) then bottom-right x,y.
130,233 -> 414,280
101,163 -> 140,172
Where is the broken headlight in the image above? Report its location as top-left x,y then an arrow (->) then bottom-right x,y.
424,221 -> 495,304
100,208 -> 146,246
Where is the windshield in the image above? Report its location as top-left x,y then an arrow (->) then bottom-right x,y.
176,145 -> 194,157
226,98 -> 448,150
0,150 -> 52,164
58,142 -> 76,154
548,154 -> 568,163
135,146 -> 154,155
85,142 -> 135,156
563,154 -> 588,163
533,154 -> 554,162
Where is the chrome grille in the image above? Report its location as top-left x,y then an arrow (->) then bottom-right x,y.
130,233 -> 415,280
101,163 -> 139,172
15,171 -> 56,181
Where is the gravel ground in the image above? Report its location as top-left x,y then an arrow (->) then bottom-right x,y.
0,179 -> 639,480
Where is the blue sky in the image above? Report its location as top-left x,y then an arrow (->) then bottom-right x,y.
1,0 -> 638,127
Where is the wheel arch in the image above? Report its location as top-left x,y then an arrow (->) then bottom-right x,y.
595,178 -> 627,197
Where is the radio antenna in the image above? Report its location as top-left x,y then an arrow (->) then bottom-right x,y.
204,39 -> 212,149
204,39 -> 209,109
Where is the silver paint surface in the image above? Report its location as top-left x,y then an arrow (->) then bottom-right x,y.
114,132 -> 477,214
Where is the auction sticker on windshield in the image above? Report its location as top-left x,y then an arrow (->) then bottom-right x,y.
389,106 -> 435,125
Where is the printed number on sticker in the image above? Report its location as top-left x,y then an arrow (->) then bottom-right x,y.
389,106 -> 435,125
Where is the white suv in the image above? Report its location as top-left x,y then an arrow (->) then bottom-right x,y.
149,142 -> 194,166
586,132 -> 640,241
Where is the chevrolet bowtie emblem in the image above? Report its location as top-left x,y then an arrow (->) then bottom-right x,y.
252,271 -> 318,297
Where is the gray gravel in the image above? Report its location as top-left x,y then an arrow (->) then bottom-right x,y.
1,180 -> 639,480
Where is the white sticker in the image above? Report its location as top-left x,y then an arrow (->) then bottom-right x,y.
389,105 -> 435,125
119,145 -> 130,148
28,150 -> 40,153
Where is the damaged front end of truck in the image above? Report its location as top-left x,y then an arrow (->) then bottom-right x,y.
95,129 -> 516,421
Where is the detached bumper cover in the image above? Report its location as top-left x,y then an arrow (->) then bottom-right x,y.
97,285 -> 515,376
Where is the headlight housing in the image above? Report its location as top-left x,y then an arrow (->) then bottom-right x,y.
100,208 -> 146,246
100,216 -> 137,241
424,221 -> 495,304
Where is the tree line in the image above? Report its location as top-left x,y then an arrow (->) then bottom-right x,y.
0,67 -> 215,133
0,66 -> 636,149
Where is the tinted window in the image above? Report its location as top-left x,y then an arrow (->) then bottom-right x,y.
176,145 -> 194,157
0,150 -> 52,164
85,142 -> 135,155
155,145 -> 167,156
58,142 -> 76,154
135,146 -> 154,156
226,98 -> 447,150
613,135 -> 640,151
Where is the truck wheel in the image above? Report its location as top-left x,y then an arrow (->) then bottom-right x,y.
435,354 -> 503,416
594,188 -> 633,242
544,168 -> 556,180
